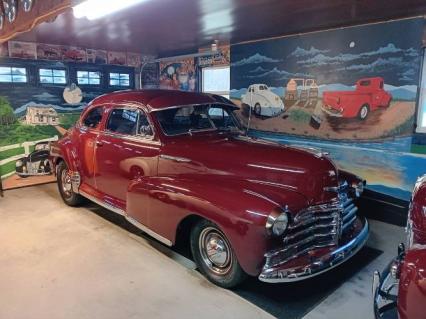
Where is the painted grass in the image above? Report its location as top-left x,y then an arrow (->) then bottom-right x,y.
0,160 -> 16,176
0,147 -> 25,161
0,123 -> 57,146
59,113 -> 80,129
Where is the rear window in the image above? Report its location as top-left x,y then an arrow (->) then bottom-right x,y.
155,104 -> 238,136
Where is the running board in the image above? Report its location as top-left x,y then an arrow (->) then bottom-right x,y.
79,190 -> 173,246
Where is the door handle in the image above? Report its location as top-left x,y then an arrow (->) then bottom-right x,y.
96,141 -> 103,147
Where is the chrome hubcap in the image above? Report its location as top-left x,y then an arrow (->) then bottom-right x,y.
361,107 -> 368,118
61,169 -> 72,197
199,227 -> 232,275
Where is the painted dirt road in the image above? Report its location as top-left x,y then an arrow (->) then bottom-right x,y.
234,99 -> 415,141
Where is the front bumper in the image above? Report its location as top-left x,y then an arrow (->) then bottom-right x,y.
372,246 -> 404,319
258,217 -> 369,282
321,104 -> 344,117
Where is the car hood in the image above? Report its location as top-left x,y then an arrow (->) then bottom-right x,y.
160,133 -> 340,204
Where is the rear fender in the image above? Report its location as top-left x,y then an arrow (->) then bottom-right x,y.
127,176 -> 308,276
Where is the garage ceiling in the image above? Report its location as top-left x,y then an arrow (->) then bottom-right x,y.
13,0 -> 426,57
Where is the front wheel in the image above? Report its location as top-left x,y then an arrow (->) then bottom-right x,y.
57,161 -> 83,206
190,219 -> 247,288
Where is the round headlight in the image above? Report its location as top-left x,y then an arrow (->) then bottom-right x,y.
272,213 -> 289,236
16,160 -> 23,167
266,209 -> 289,236
352,181 -> 365,197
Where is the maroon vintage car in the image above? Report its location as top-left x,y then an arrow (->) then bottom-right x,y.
50,90 -> 369,288
373,175 -> 426,319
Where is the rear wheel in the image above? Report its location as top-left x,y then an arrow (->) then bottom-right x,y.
358,104 -> 369,120
57,161 -> 83,206
190,219 -> 246,288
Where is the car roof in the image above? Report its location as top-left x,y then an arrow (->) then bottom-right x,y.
90,89 -> 237,112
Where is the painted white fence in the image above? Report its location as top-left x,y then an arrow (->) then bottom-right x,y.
0,135 -> 58,178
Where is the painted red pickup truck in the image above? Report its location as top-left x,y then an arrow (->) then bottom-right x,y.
373,174 -> 426,319
322,77 -> 392,120
50,90 -> 369,288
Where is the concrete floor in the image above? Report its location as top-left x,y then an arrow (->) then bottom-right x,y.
0,183 -> 405,319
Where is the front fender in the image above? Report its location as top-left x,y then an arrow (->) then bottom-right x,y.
49,135 -> 79,174
398,248 -> 426,319
127,176 -> 308,276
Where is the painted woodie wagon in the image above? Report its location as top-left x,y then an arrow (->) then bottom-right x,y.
50,89 -> 368,288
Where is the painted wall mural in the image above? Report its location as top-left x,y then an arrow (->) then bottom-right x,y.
159,58 -> 197,91
230,18 -> 425,200
0,58 -> 135,190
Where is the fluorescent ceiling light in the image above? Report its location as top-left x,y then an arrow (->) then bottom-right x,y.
73,0 -> 147,20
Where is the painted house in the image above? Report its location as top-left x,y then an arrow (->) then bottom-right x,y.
25,106 -> 59,125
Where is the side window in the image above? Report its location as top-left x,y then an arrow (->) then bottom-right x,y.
106,108 -> 139,135
360,80 -> 370,86
82,107 -> 103,129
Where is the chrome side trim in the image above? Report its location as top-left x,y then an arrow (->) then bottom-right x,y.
79,190 -> 126,216
126,216 -> 173,246
160,154 -> 191,163
78,190 -> 173,246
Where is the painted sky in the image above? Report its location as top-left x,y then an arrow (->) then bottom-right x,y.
231,18 -> 423,89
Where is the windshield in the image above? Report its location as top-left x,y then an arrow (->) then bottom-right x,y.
155,104 -> 240,136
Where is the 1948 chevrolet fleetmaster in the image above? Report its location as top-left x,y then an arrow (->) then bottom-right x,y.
373,174 -> 426,319
50,89 -> 369,288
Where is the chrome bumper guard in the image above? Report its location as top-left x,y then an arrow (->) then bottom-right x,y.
372,245 -> 404,319
321,105 -> 343,117
258,217 -> 369,283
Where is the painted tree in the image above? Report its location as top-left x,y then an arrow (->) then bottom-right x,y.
0,96 -> 15,125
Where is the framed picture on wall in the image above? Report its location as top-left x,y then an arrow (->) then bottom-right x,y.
8,41 -> 37,59
87,49 -> 107,64
62,46 -> 87,62
108,51 -> 127,65
37,43 -> 63,61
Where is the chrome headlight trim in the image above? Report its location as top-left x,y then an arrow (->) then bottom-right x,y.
266,206 -> 289,236
15,160 -> 23,167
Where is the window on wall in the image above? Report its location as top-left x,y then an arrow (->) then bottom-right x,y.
77,70 -> 101,85
39,68 -> 67,84
417,50 -> 426,133
0,66 -> 27,83
109,73 -> 130,87
202,66 -> 230,99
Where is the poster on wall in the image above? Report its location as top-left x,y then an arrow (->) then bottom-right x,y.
159,58 -> 196,91
198,46 -> 230,67
127,52 -> 142,67
61,46 -> 87,62
141,62 -> 159,88
108,51 -> 127,65
37,43 -> 63,61
230,18 -> 424,200
86,49 -> 107,64
8,41 -> 37,59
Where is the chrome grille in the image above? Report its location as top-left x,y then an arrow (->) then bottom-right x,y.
264,192 -> 358,268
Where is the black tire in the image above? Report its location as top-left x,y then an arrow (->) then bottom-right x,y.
254,103 -> 261,116
358,104 -> 369,120
190,219 -> 247,288
57,161 -> 83,206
